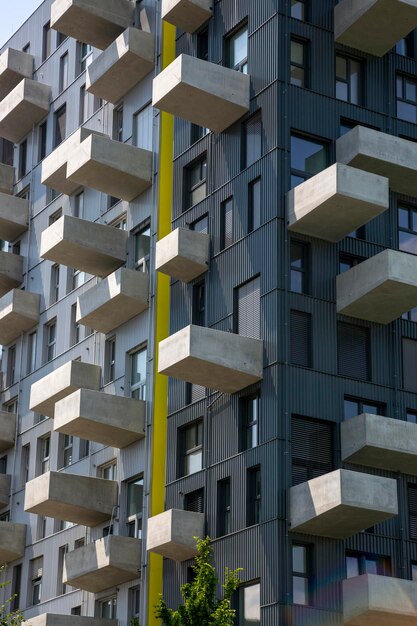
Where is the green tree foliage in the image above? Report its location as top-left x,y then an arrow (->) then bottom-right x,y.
155,537 -> 241,626
0,565 -> 24,625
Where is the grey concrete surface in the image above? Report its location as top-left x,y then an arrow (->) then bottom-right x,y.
155,227 -> 210,282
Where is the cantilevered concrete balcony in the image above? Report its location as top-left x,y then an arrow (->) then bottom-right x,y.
22,616 -> 117,626
335,0 -> 417,57
86,28 -> 154,104
54,389 -> 145,448
0,193 -> 28,241
342,413 -> 417,475
336,249 -> 417,324
155,228 -> 210,282
153,54 -> 250,133
0,163 -> 14,195
289,469 -> 397,539
162,0 -> 212,33
0,474 -> 10,507
0,521 -> 25,563
76,268 -> 148,334
0,289 -> 40,345
41,128 -> 103,196
287,164 -> 389,243
0,251 -> 23,296
0,48 -> 34,101
159,325 -> 263,394
64,535 -> 141,592
147,509 -> 205,561
0,78 -> 51,144
29,360 -> 101,418
0,411 -> 16,452
343,574 -> 417,625
40,215 -> 127,278
50,0 -> 135,50
337,126 -> 417,197
24,471 -> 118,526
66,133 -> 152,201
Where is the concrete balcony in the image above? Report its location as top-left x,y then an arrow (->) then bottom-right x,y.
337,126 -> 417,197
158,324 -> 263,394
86,28 -> 154,104
0,411 -> 16,451
336,249 -> 417,324
24,471 -> 118,527
287,164 -> 389,243
153,54 -> 250,133
0,193 -> 29,241
0,78 -> 51,144
40,215 -> 127,278
342,413 -> 417,475
54,389 -> 145,448
289,469 -> 397,539
162,0 -> 212,33
0,48 -> 34,101
147,509 -> 205,561
0,251 -> 23,296
41,128 -> 103,196
66,133 -> 152,201
0,474 -> 10,507
335,0 -> 417,57
50,0 -> 135,50
76,268 -> 148,334
343,574 -> 417,625
0,289 -> 40,345
0,521 -> 25,563
0,163 -> 14,195
64,535 -> 141,592
155,228 -> 210,282
29,360 -> 101,418
22,616 -> 117,626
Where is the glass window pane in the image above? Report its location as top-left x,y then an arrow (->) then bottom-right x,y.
243,583 -> 260,623
344,399 -> 359,420
412,563 -> 417,581
291,1 -> 305,20
406,79 -> 417,102
400,230 -> 417,254
346,556 -> 360,578
186,449 -> 202,474
291,41 -> 304,65
291,136 -> 327,177
290,270 -> 303,293
397,76 -> 404,97
293,545 -> 307,573
412,209 -> 417,232
127,478 -> 143,517
291,66 -> 304,87
291,243 -> 304,268
362,403 -> 379,415
397,101 -> 417,123
365,558 -> 378,575
399,207 -> 409,228
336,56 -> 347,80
336,81 -> 348,101
350,62 -> 360,104
293,576 -> 308,605
131,349 -> 146,385
231,29 -> 248,68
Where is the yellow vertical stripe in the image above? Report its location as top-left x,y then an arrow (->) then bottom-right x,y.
147,19 -> 175,626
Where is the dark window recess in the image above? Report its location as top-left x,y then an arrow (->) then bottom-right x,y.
291,415 -> 333,486
197,28 -> 208,61
217,478 -> 231,537
291,0 -> 306,20
396,33 -> 415,58
397,74 -> 417,124
42,21 -> 51,61
338,322 -> 370,381
291,134 -> 328,188
244,112 -> 262,168
290,241 -> 307,293
191,215 -> 208,234
185,157 -> 207,209
344,397 -> 383,420
292,544 -> 310,605
235,276 -> 261,339
39,121 -> 47,162
346,551 -> 391,577
247,466 -> 261,526
187,383 -> 206,404
184,488 -> 204,513
19,140 -> 27,179
1,139 -> 14,166
193,281 -> 206,326
240,394 -> 259,451
403,338 -> 417,392
54,105 -> 66,149
248,178 -> 261,232
290,310 -> 312,368
221,197 -> 233,249
399,205 -> 417,256
291,39 -> 307,87
339,254 -> 362,274
409,484 -> 417,540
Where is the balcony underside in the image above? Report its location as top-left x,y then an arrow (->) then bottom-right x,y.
0,78 -> 50,144
161,0 -> 212,33
0,48 -> 34,101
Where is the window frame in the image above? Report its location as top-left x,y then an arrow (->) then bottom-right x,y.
179,419 -> 204,478
335,54 -> 362,105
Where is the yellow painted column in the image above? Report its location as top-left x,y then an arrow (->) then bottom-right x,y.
147,20 -> 175,626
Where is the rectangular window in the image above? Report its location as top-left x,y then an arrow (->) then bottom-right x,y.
79,42 -> 93,73
54,105 -> 66,148
126,476 -> 143,538
193,281 -> 206,326
291,133 -> 328,188
396,33 -> 415,58
291,415 -> 333,485
133,104 -> 153,151
11,564 -> 21,612
72,268 -> 86,291
79,438 -> 90,460
29,557 -> 43,606
290,310 -> 312,368
113,105 -> 124,142
59,52 -> 69,92
180,420 -> 203,477
50,264 -> 60,305
191,215 -> 208,234
19,139 -> 27,179
45,320 -> 57,362
247,466 -> 261,526
60,434 -> 73,468
56,31 -> 68,46
99,597 -> 117,619
338,322 -> 370,381
38,436 -> 50,475
185,157 -> 207,209
57,544 -> 68,595
248,178 -> 261,232
42,22 -> 51,61
133,224 -> 151,271
410,484 -> 417,540
49,209 -> 62,226
74,191 -> 84,219
238,583 -> 260,626
197,27 -> 209,61
227,24 -> 248,73
217,478 -> 231,537
346,551 -> 391,577
129,586 -> 140,621
70,303 -> 79,346
21,444 -> 30,487
291,0 -> 305,19
397,74 -> 417,123
336,55 -> 361,104
293,545 -> 309,605
399,204 -> 417,256
240,394 -> 259,451
244,112 -> 262,168
105,337 -> 116,383
38,121 -> 47,162
290,241 -> 307,293
221,197 -> 233,250
6,345 -> 16,387
1,139 -> 14,166
343,397 -> 383,420
291,39 -> 307,87
339,254 -> 362,274
235,276 -> 261,339
130,347 -> 147,400
185,488 -> 204,513
79,84 -> 88,124
0,457 -> 6,475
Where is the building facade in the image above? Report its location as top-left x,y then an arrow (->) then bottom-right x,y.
0,1 -> 417,625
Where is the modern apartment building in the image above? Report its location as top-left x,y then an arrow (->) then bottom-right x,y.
0,0 -> 417,625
